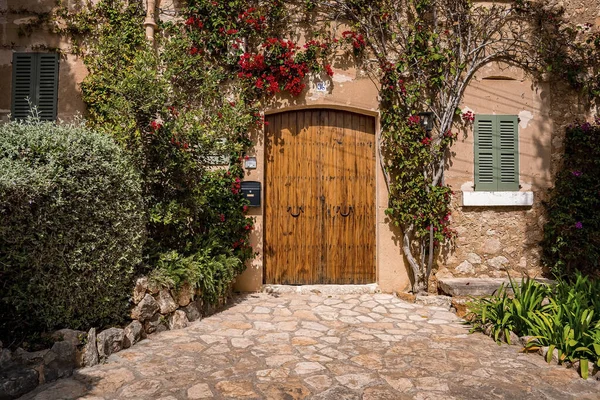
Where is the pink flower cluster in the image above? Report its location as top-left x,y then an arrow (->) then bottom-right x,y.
462,110 -> 475,123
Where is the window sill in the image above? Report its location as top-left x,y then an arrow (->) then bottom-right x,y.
462,190 -> 534,207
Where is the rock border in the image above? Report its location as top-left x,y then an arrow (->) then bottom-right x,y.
0,277 -> 234,399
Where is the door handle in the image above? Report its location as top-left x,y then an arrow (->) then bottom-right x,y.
336,205 -> 353,217
287,206 -> 304,218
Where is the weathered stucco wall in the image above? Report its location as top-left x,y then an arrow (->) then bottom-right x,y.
0,0 -> 87,121
439,66 -> 553,280
234,62 -> 413,293
437,1 -> 600,282
2,0 -> 599,293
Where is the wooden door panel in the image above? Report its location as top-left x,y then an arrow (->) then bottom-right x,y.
265,109 -> 375,284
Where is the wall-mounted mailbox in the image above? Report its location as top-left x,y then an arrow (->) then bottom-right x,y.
241,181 -> 261,207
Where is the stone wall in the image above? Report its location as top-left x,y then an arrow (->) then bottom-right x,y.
437,192 -> 548,281
0,278 -> 233,399
437,1 -> 600,283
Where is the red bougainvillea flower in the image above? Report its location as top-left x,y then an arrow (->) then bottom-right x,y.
150,120 -> 162,131
407,115 -> 420,125
421,137 -> 432,146
243,205 -> 248,212
462,110 -> 475,123
325,64 -> 333,77
219,214 -> 225,222
342,31 -> 366,50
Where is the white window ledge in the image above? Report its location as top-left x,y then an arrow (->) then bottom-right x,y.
462,191 -> 534,207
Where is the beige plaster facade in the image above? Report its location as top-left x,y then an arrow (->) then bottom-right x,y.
235,67 -> 413,293
1,0 -> 599,293
0,0 -> 88,122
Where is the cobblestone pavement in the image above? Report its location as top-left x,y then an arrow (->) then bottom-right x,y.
23,293 -> 600,400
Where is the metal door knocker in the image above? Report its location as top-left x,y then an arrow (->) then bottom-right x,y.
287,206 -> 304,218
336,205 -> 353,217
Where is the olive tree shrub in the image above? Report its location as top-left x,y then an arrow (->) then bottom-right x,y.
0,119 -> 145,346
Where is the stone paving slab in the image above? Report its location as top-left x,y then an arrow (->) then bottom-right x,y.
21,293 -> 600,399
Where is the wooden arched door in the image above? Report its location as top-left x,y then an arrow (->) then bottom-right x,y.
265,109 -> 376,284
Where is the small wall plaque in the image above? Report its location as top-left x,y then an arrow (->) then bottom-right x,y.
245,156 -> 257,169
316,82 -> 328,92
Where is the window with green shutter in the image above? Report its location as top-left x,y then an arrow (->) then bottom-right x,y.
474,115 -> 519,191
11,53 -> 60,121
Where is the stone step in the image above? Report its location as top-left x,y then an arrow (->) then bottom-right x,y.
262,283 -> 379,295
438,277 -> 555,297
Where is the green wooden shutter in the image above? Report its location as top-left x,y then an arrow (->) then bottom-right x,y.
474,115 -> 497,191
496,116 -> 519,191
11,53 -> 59,121
36,53 -> 60,121
11,53 -> 36,120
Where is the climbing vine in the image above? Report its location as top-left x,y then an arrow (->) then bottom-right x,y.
319,0 -> 600,293
54,0 -> 334,299
53,0 -> 598,296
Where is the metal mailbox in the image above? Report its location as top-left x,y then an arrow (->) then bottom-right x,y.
241,181 -> 261,207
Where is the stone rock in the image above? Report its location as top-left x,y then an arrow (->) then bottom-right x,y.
157,289 -> 178,314
176,283 -> 194,307
144,313 -> 167,334
335,373 -> 376,390
519,257 -> 527,269
519,336 -> 538,347
82,328 -> 99,367
0,349 -> 11,369
182,301 -> 201,322
539,346 -> 559,364
14,348 -> 48,364
123,321 -> 145,348
455,260 -> 475,275
312,386 -> 360,400
215,380 -> 257,398
487,256 -> 510,270
483,323 -> 493,337
133,277 -> 149,304
44,341 -> 76,382
168,310 -> 189,330
500,330 -> 520,345
294,362 -> 326,375
541,297 -> 550,307
439,277 -> 554,297
481,238 -> 502,255
0,368 -> 38,399
395,292 -> 416,303
451,297 -> 470,318
131,294 -> 160,322
415,295 -> 452,310
466,252 -> 482,264
96,328 -> 125,360
435,267 -> 454,279
51,329 -> 86,347
187,382 -> 213,399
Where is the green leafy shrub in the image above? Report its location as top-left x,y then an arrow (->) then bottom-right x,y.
468,276 -> 550,344
0,119 -> 145,346
148,248 -> 243,304
468,274 -> 600,378
542,120 -> 600,277
59,0 -> 258,305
